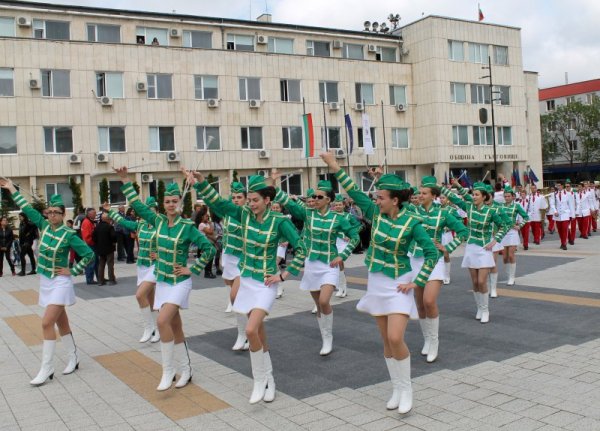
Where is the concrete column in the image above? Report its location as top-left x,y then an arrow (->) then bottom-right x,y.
83,174 -> 92,209
433,162 -> 449,184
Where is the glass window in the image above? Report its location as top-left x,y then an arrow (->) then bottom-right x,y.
194,75 -> 218,99
147,74 -> 172,99
149,127 -> 174,151
377,46 -> 396,62
322,127 -> 341,149
469,42 -> 489,64
306,40 -> 330,57
394,170 -> 407,181
497,127 -> 512,145
0,68 -> 14,96
493,45 -> 509,65
136,27 -> 168,46
183,30 -> 212,48
343,43 -> 364,60
87,23 -> 120,43
448,40 -> 464,61
356,171 -> 374,192
470,84 -> 490,104
44,127 -> 73,153
280,173 -> 302,196
241,127 -> 263,150
196,126 -> 220,151
0,16 -> 15,37
357,127 -> 376,148
494,85 -> 510,105
226,34 -> 254,51
108,181 -> 126,204
452,126 -> 469,146
33,19 -> 70,40
98,127 -> 126,152
282,127 -> 303,149
239,77 -> 261,101
472,126 -> 493,146
268,37 -> 293,54
355,83 -> 374,105
450,83 -> 467,103
319,81 -> 338,103
546,100 -> 555,111
41,70 -> 70,98
96,72 -> 123,98
46,183 -> 73,207
389,85 -> 407,105
391,128 -> 409,149
0,126 -> 17,154
280,79 -> 301,102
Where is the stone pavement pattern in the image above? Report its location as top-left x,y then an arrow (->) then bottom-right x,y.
1,234 -> 600,431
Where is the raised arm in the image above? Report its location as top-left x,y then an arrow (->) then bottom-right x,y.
0,178 -> 49,231
274,187 -> 308,221
440,186 -> 468,211
104,202 -> 140,231
114,167 -> 160,226
189,171 -> 243,222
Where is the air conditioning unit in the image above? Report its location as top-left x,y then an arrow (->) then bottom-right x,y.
100,96 -> 113,106
329,102 -> 339,111
396,103 -> 407,112
249,99 -> 261,109
17,16 -> 31,27
354,102 -> 364,111
257,169 -> 268,177
258,150 -> 270,159
96,153 -> 109,163
69,154 -> 82,164
136,81 -> 147,92
207,98 -> 219,108
368,44 -> 377,53
29,79 -> 40,89
166,151 -> 180,162
141,174 -> 154,183
335,149 -> 347,159
170,28 -> 181,37
332,40 -> 342,49
256,34 -> 267,44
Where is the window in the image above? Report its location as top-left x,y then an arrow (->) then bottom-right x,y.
356,172 -> 374,192
546,100 -> 556,111
147,74 -> 172,99
497,127 -> 512,146
136,27 -> 168,46
569,140 -> 579,152
391,128 -> 409,149
389,85 -> 407,105
280,174 -> 302,196
46,183 -> 73,207
494,85 -> 510,105
306,40 -> 330,57
280,79 -> 301,102
227,34 -> 254,51
194,75 -> 218,99
448,40 -> 464,61
452,126 -> 469,146
241,127 -> 263,150
469,42 -> 488,64
472,126 -> 493,146
377,46 -> 396,62
319,81 -> 338,103
108,181 -> 126,204
394,170 -> 407,181
41,70 -> 70,98
149,127 -> 175,152
0,127 -> 16,154
33,19 -> 70,40
239,77 -> 261,101
196,126 -> 220,151
183,30 -> 212,48
470,84 -> 490,104
0,17 -> 15,37
355,83 -> 374,105
318,174 -> 340,193
357,127 -> 376,148
44,127 -> 73,153
98,127 -> 126,153
566,96 -> 576,105
268,37 -> 293,54
343,43 -> 364,60
282,127 -> 303,149
322,127 -> 341,149
87,23 -> 120,43
96,72 -> 123,98
450,83 -> 467,103
586,94 -> 595,105
493,45 -> 509,65
149,178 -> 175,198
0,68 -> 14,97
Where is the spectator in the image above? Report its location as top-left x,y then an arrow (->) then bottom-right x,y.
196,208 -> 217,278
0,216 -> 16,276
124,208 -> 136,263
18,212 -> 37,275
81,207 -> 98,284
114,205 -> 127,261
151,37 -> 160,46
211,211 -> 223,276
93,212 -> 117,286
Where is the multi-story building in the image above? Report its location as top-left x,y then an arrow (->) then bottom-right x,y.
0,1 -> 542,211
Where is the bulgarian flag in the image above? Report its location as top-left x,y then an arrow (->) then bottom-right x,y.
302,113 -> 315,158
478,3 -> 484,21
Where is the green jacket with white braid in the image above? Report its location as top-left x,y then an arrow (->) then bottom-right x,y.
11,191 -> 93,278
503,202 -> 530,229
408,204 -> 469,258
121,182 -> 215,285
194,180 -> 306,283
108,209 -> 156,268
274,188 -> 360,263
334,169 -> 438,288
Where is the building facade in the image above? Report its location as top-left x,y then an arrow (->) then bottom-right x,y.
0,1 -> 542,210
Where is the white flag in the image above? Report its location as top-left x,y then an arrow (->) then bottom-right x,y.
362,113 -> 374,155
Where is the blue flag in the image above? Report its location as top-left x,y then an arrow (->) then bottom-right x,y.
344,114 -> 354,154
528,167 -> 539,183
444,172 -> 448,185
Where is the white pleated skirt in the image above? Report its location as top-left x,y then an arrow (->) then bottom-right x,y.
39,275 -> 75,307
462,244 -> 495,269
233,276 -> 279,315
336,238 -> 349,254
410,256 -> 445,282
136,264 -> 156,286
501,229 -> 521,247
491,236 -> 504,252
299,259 -> 340,291
221,253 -> 241,281
153,278 -> 192,310
356,271 -> 417,318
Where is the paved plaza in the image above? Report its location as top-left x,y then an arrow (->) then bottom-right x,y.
1,234 -> 600,431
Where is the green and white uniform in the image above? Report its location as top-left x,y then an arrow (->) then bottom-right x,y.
500,202 -> 529,247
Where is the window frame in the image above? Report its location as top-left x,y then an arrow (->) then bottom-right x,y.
146,73 -> 173,99
546,100 -> 556,111
240,126 -> 263,150
280,79 -> 301,102
0,68 -> 14,97
43,126 -> 73,154
319,81 -> 339,103
280,173 -> 303,196
95,71 -> 124,98
136,26 -> 168,46
282,126 -> 303,150
226,33 -> 255,51
391,128 -> 409,149
46,182 -> 74,209
268,37 -> 294,54
389,85 -> 407,105
342,43 -> 364,60
41,69 -> 71,98
182,30 -> 212,48
194,75 -> 218,100
448,40 -> 464,61
0,126 -> 17,155
357,127 -> 377,149
238,77 -> 261,101
196,126 -> 221,151
86,23 -> 121,43
0,16 -> 15,37
452,125 -> 469,146
472,126 -> 493,146
468,42 -> 489,64
306,40 -> 331,57
355,83 -> 374,105
322,127 -> 341,149
450,82 -> 467,103
470,83 -> 491,104
497,127 -> 512,146
148,126 -> 175,152
98,126 -> 126,153
493,45 -> 509,66
376,46 -> 396,62
33,19 -> 70,40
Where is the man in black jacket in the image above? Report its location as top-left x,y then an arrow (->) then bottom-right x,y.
93,212 -> 117,286
18,212 -> 37,276
0,216 -> 16,276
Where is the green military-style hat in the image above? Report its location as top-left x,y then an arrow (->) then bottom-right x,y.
473,182 -> 487,192
317,180 -> 332,192
411,186 -> 419,194
565,178 -> 571,184
165,183 -> 181,197
375,174 -> 411,191
484,184 -> 493,194
230,182 -> 246,194
306,188 -> 315,197
504,186 -> 515,194
421,176 -> 438,188
145,196 -> 158,208
334,194 -> 345,202
247,175 -> 268,192
48,194 -> 64,207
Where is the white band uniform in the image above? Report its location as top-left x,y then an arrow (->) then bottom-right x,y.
410,256 -> 445,282
39,275 -> 76,307
221,252 -> 241,280
153,278 -> 193,310
136,264 -> 156,286
462,243 -> 495,269
356,271 -> 418,318
233,276 -> 279,314
500,229 -> 521,247
299,259 -> 340,291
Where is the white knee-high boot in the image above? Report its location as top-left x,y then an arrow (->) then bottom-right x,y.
317,312 -> 333,356
175,341 -> 192,388
480,293 -> 490,324
156,341 -> 176,391
263,351 -> 275,402
507,263 -> 516,286
249,349 -> 267,404
139,306 -> 155,342
225,299 -> 232,313
443,261 -> 451,285
473,291 -> 482,320
232,313 -> 249,351
426,317 -> 439,363
489,272 -> 498,298
30,340 -> 55,386
394,356 -> 413,414
418,319 -> 430,356
150,311 -> 160,343
62,332 -> 79,375
385,357 -> 400,410
336,272 -> 347,297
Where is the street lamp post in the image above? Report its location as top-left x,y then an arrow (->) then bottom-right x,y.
481,56 -> 499,181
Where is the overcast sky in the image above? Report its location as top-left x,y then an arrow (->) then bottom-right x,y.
28,0 -> 600,88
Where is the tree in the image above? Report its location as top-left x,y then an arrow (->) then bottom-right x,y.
99,178 -> 109,204
157,180 -> 165,214
181,179 -> 192,218
232,170 -> 239,182
69,176 -> 84,217
30,191 -> 47,214
0,189 -> 16,228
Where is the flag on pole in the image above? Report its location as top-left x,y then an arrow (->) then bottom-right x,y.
361,113 -> 374,155
478,3 -> 484,21
528,167 -> 539,183
302,113 -> 314,158
344,114 -> 354,154
511,169 -> 517,187
444,171 -> 448,185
